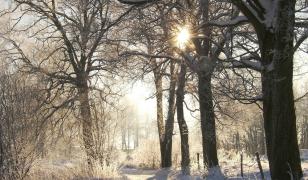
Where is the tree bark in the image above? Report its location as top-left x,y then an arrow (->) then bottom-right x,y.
78,76 -> 95,171
162,62 -> 177,168
193,0 -> 219,169
259,1 -> 302,179
198,71 -> 219,168
176,63 -> 190,174
154,70 -> 165,167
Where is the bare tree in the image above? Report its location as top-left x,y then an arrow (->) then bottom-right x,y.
120,3 -> 180,168
2,0 -> 134,170
210,0 -> 308,178
225,1 -> 304,178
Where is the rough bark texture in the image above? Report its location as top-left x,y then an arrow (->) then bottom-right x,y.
198,71 -> 218,168
176,64 -> 190,174
230,0 -> 303,178
77,75 -> 95,171
258,0 -> 302,179
187,0 -> 220,169
194,0 -> 219,169
162,62 -> 177,168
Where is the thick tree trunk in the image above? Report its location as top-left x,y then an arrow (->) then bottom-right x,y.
162,62 -> 177,168
176,64 -> 190,174
262,47 -> 302,180
78,81 -> 95,171
259,1 -> 302,179
198,71 -> 218,168
193,0 -> 219,169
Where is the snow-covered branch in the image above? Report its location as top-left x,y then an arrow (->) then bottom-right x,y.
200,16 -> 249,28
231,59 -> 262,72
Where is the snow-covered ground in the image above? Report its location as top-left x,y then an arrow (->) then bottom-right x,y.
27,149 -> 308,179
120,149 -> 308,180
120,167 -> 206,180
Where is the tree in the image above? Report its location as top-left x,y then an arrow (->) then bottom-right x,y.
212,0 -> 306,178
162,61 -> 178,167
3,0 -> 134,170
229,1 -> 303,178
176,62 -> 190,174
193,0 -> 219,168
177,0 -> 238,169
121,0 -> 234,171
120,3 -> 181,168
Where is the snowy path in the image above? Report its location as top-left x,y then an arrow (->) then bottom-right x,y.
120,167 -> 162,180
119,167 -> 203,180
119,167 -> 196,180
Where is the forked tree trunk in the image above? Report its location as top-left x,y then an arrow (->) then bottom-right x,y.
162,62 -> 177,168
176,64 -> 190,174
259,0 -> 302,178
78,80 -> 95,171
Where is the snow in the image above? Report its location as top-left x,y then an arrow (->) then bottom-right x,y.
120,167 -> 159,179
28,149 -> 308,179
120,149 -> 308,179
206,167 -> 225,180
209,16 -> 248,27
220,0 -> 278,30
255,0 -> 278,29
120,167 -> 204,180
240,59 -> 262,71
232,59 -> 262,71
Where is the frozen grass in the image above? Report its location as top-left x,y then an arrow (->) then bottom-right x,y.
120,140 -> 161,169
27,158 -> 121,180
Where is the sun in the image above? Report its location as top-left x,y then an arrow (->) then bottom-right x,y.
176,26 -> 191,49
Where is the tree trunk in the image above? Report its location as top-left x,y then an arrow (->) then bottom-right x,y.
260,1 -> 302,178
192,0 -> 219,169
176,63 -> 190,174
78,80 -> 95,171
154,70 -> 165,167
162,62 -> 177,168
198,71 -> 218,168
